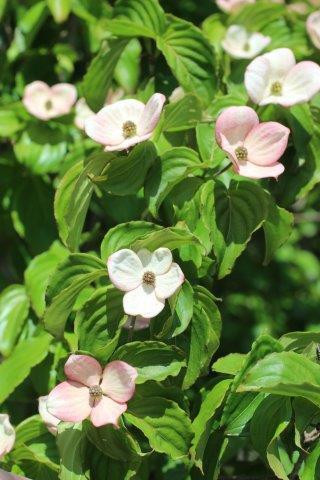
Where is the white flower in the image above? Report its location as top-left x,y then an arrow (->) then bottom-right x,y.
307,11 -> 320,49
84,93 -> 166,151
74,98 -> 94,130
169,86 -> 185,103
222,25 -> 270,59
38,396 -> 60,435
0,414 -> 15,459
216,0 -> 255,13
22,81 -> 77,120
124,316 -> 151,330
107,248 -> 184,318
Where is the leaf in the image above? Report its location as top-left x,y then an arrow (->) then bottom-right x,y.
0,103 -> 25,137
47,0 -> 71,23
167,280 -> 193,338
145,147 -> 202,217
107,0 -> 166,38
100,221 -> 161,261
0,334 -> 52,403
229,2 -> 285,30
212,353 -> 247,376
162,94 -> 202,132
82,38 -> 128,111
75,286 -> 125,362
263,195 -> 294,265
212,179 -> 269,278
196,123 -> 225,168
157,15 -> 216,106
114,38 -> 141,94
132,226 -> 204,252
280,331 -> 320,353
125,396 -> 193,459
24,241 -> 69,317
0,285 -> 30,356
57,423 -> 87,480
113,341 -> 185,383
225,392 -> 266,436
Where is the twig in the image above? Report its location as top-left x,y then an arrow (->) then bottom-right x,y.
127,316 -> 136,342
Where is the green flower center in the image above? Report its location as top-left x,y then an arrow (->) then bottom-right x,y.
270,81 -> 282,95
89,385 -> 102,399
122,121 -> 137,138
143,271 -> 155,285
235,146 -> 248,161
45,100 -> 53,110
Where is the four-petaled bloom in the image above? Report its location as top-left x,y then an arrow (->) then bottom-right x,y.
216,0 -> 255,13
215,106 -> 290,179
0,414 -> 15,459
245,48 -> 320,107
47,355 -> 137,427
22,81 -> 77,120
107,248 -> 185,318
307,11 -> 320,50
84,93 -> 166,151
222,25 -> 270,59
0,470 -> 30,480
38,396 -> 60,435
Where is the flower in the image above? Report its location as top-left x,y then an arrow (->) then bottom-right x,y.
47,355 -> 137,427
0,414 -> 15,459
169,86 -> 185,103
107,248 -> 185,318
245,48 -> 320,107
215,106 -> 290,179
216,0 -> 255,13
0,470 -> 30,480
74,98 -> 94,130
124,316 -> 151,330
84,93 -> 166,151
307,11 -> 320,49
38,396 -> 60,435
222,25 -> 270,59
22,81 -> 77,120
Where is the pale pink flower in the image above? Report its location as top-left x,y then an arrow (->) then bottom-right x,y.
245,48 -> 320,107
169,86 -> 185,103
215,106 -> 290,179
124,316 -> 151,330
84,93 -> 166,151
0,470 -> 30,480
38,396 -> 60,435
288,2 -> 308,14
47,355 -> 137,428
74,98 -> 94,130
222,25 -> 270,59
105,87 -> 125,105
307,11 -> 320,49
107,248 -> 184,318
216,0 -> 255,13
0,415 -> 15,459
22,81 -> 77,120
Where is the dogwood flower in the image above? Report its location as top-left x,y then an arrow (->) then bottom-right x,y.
216,0 -> 255,13
84,93 -> 166,151
22,81 -> 77,120
124,316 -> 151,330
169,86 -> 185,103
107,248 -> 185,318
215,106 -> 290,179
47,355 -> 137,427
0,471 -> 30,480
307,11 -> 320,49
0,414 -> 15,459
222,25 -> 270,59
245,48 -> 320,107
75,88 -> 125,130
38,396 -> 60,435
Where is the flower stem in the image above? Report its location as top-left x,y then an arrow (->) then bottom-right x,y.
214,162 -> 232,177
127,315 -> 136,342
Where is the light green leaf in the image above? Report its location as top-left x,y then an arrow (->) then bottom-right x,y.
225,392 -> 266,436
212,353 -> 247,376
114,38 -> 141,93
0,103 -> 25,137
163,94 -> 202,132
0,284 -> 29,356
47,0 -> 71,23
133,226 -> 204,253
196,123 -> 225,168
229,2 -> 285,30
167,280 -> 193,338
57,423 -> 87,480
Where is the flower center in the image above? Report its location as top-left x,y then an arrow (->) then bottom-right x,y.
243,42 -> 250,52
89,385 -> 102,399
270,81 -> 282,95
122,120 -> 137,138
143,271 -> 155,285
235,146 -> 248,161
45,100 -> 53,110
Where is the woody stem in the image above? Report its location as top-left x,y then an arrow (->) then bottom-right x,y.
127,315 -> 136,342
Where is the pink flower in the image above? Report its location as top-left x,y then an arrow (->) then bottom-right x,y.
222,25 -> 270,59
47,355 -> 137,428
0,415 -> 15,459
0,470 -> 30,480
74,98 -> 94,130
84,93 -> 166,151
124,316 -> 151,330
215,106 -> 290,179
107,248 -> 185,318
216,0 -> 255,13
245,48 -> 320,107
38,396 -> 60,435
307,11 -> 320,49
22,81 -> 77,120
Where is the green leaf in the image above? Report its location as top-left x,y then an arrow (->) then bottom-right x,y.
57,423 -> 87,480
0,334 -> 52,403
263,195 -> 294,265
82,38 -> 128,112
212,353 -> 247,376
47,0 -> 71,22
280,331 -> 320,353
24,241 -> 69,317
100,221 -> 161,261
113,341 -> 185,383
229,2 -> 285,30
132,226 -> 204,252
167,280 -> 193,338
0,284 -> 30,356
212,179 -> 269,278
196,123 -> 225,168
107,0 -> 166,38
225,392 -> 266,436
126,396 -> 193,459
163,94 -> 202,132
114,38 -> 141,93
157,15 -> 216,106
145,147 -> 202,217
75,286 -> 125,362
0,103 -> 25,137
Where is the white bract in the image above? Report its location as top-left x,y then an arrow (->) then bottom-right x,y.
307,11 -> 320,49
222,25 -> 270,59
0,414 -> 15,459
107,248 -> 185,318
38,396 -> 60,435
